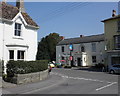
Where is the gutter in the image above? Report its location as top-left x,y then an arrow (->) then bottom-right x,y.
26,24 -> 39,30
0,18 -> 13,23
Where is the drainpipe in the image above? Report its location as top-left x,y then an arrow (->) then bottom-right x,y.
2,21 -> 5,73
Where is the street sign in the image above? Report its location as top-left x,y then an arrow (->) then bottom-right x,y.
69,44 -> 73,51
69,56 -> 73,61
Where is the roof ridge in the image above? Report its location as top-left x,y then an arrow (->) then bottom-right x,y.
2,2 -> 18,9
64,33 -> 104,40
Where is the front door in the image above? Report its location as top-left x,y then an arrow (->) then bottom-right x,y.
77,58 -> 81,66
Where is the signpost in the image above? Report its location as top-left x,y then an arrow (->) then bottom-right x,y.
69,44 -> 73,66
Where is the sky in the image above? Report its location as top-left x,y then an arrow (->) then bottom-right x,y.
7,1 -> 118,41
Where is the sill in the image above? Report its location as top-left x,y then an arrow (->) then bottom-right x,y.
13,36 -> 23,40
17,59 -> 24,61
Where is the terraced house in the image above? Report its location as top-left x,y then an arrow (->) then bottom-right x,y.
56,34 -> 105,67
102,10 -> 120,67
0,0 -> 39,72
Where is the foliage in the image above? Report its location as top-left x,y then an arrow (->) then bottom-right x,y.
6,60 -> 48,77
36,33 -> 62,61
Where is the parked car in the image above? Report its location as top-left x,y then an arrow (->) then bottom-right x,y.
48,62 -> 55,68
109,64 -> 120,74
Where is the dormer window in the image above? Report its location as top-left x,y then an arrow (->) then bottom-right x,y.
15,23 -> 21,36
118,21 -> 120,32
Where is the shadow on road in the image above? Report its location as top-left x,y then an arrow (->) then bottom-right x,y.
73,66 -> 104,72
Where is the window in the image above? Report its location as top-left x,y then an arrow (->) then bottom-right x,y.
114,35 -> 120,49
62,46 -> 64,52
111,57 -> 120,65
15,23 -> 21,36
92,43 -> 96,52
118,21 -> 120,31
61,56 -> 64,60
92,56 -> 96,63
17,50 -> 24,60
81,46 -> 85,52
9,50 -> 14,60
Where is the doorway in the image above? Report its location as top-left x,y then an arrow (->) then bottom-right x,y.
77,58 -> 82,66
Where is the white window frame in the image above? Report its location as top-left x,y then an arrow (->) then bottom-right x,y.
14,23 -> 22,37
17,50 -> 25,60
9,50 -> 14,60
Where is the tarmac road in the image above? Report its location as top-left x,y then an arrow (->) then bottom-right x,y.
2,68 -> 119,95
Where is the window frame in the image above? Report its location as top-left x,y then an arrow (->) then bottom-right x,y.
117,21 -> 120,32
9,50 -> 14,60
92,43 -> 96,52
17,50 -> 25,60
81,46 -> 85,52
92,56 -> 97,63
114,35 -> 120,49
14,23 -> 22,37
62,46 -> 64,52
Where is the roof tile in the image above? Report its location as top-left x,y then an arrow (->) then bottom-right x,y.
0,2 -> 38,28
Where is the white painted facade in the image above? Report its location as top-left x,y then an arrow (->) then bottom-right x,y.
56,39 -> 105,67
0,12 -> 38,71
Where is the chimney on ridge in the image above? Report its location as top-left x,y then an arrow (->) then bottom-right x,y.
16,0 -> 25,12
2,0 -> 6,3
112,10 -> 116,17
80,35 -> 84,38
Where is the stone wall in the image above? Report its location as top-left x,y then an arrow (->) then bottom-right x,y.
12,69 -> 48,84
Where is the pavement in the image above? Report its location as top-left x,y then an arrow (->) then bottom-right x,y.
2,73 -> 65,94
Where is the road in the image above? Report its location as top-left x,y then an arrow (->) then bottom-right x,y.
2,68 -> 119,95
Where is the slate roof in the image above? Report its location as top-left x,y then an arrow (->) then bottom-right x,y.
0,2 -> 38,28
102,15 -> 120,22
57,34 -> 104,46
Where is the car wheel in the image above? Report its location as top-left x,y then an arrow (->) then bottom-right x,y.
110,70 -> 115,74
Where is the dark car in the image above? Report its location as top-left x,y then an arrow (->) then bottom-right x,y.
109,64 -> 120,74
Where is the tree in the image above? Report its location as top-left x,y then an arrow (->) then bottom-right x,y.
36,33 -> 62,61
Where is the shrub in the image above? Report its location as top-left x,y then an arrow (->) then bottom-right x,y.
6,60 -> 48,77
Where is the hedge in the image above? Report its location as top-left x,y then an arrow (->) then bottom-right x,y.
6,60 -> 48,77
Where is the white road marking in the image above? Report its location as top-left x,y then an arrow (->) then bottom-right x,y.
51,72 -> 112,83
96,82 -> 117,91
51,72 -> 117,91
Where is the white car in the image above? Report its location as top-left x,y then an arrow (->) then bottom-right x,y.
48,62 -> 55,68
109,64 -> 120,74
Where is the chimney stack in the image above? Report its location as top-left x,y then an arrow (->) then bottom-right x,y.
60,36 -> 65,40
80,35 -> 84,38
2,0 -> 6,3
16,0 -> 25,12
112,10 -> 116,17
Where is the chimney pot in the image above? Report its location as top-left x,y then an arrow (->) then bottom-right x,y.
80,35 -> 84,38
61,36 -> 65,40
112,10 -> 116,17
2,0 -> 6,3
16,0 -> 25,12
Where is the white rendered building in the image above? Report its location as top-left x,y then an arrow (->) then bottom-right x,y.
0,0 -> 39,72
56,34 -> 105,67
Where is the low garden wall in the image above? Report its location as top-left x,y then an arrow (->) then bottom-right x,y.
5,60 -> 49,84
12,69 -> 48,84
